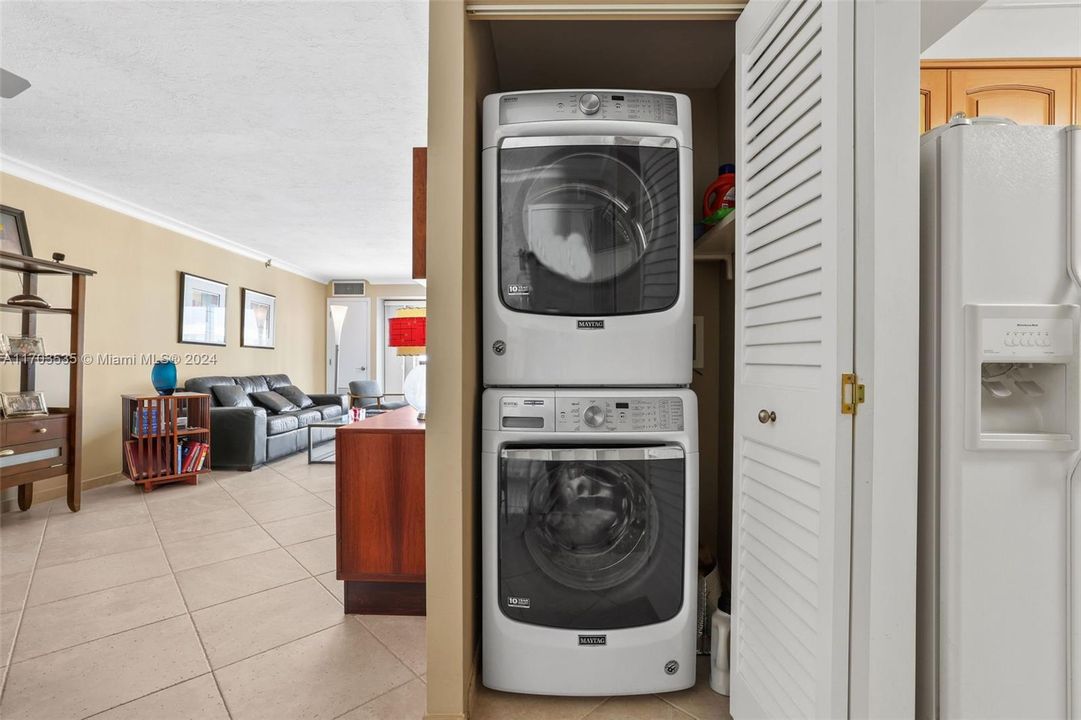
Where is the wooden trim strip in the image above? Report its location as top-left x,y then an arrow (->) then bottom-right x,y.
466,2 -> 745,19
922,58 -> 1081,70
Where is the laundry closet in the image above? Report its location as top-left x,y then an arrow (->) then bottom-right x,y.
424,2 -> 920,719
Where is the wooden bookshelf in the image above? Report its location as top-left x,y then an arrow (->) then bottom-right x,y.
0,250 -> 95,512
121,392 -> 211,492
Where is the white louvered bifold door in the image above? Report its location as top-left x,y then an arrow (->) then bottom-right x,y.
730,1 -> 855,718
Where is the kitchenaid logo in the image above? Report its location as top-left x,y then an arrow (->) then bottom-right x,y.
578,635 -> 607,646
577,320 -> 605,329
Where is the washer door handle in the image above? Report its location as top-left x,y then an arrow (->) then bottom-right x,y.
757,409 -> 777,424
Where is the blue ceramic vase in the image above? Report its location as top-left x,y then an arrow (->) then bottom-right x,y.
151,359 -> 177,396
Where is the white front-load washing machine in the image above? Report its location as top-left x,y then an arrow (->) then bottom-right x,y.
482,90 -> 694,387
481,388 -> 699,695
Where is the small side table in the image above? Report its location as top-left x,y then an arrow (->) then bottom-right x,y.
308,415 -> 350,464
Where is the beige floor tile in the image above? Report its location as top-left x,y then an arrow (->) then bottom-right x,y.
314,489 -> 336,506
316,571 -> 344,604
218,473 -> 309,506
89,673 -> 229,720
0,615 -> 208,720
154,505 -> 256,544
14,575 -> 186,662
241,493 -> 331,524
142,476 -> 227,504
278,464 -> 336,492
163,525 -> 277,572
214,620 -> 413,720
1,572 -> 30,614
285,535 -> 337,575
658,657 -> 731,720
1,610 -> 19,666
584,696 -> 695,719
27,545 -> 170,606
147,488 -> 242,523
78,481 -> 148,513
1,539 -> 40,578
43,502 -> 151,539
0,503 -> 52,546
261,508 -> 335,545
471,686 -> 607,720
176,547 -> 308,611
192,578 -> 344,668
36,521 -> 159,569
357,614 -> 427,676
339,677 -> 426,720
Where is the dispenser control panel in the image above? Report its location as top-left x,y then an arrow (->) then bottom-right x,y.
554,397 -> 684,432
982,317 -> 1074,358
499,91 -> 678,125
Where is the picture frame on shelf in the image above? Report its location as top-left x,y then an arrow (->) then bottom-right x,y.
241,288 -> 276,349
0,334 -> 8,358
1,391 -> 48,418
4,335 -> 45,357
0,205 -> 33,256
178,272 -> 227,346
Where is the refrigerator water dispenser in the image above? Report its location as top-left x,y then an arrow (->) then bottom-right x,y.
965,305 -> 1080,450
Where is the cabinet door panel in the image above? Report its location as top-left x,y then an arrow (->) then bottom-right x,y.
949,68 -> 1072,125
920,69 -> 948,133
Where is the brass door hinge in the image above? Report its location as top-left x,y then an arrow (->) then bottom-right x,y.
841,373 -> 866,416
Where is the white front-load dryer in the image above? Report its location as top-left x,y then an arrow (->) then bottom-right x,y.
482,90 -> 694,387
481,388 -> 699,695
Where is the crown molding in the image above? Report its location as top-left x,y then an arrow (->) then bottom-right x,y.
0,154 -> 326,282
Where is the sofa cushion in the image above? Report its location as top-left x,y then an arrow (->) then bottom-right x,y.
266,413 -> 300,436
281,408 -> 322,428
264,374 -> 292,390
184,376 -> 237,406
212,385 -> 254,408
276,385 -> 315,409
236,375 -> 270,394
250,390 -> 298,414
314,404 -> 345,420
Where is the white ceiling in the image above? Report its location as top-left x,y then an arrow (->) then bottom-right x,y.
0,1 -> 429,283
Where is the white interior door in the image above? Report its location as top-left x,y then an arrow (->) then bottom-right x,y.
326,298 -> 370,394
380,299 -> 426,396
731,1 -> 855,718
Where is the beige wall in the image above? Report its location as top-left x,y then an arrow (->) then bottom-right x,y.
0,173 -> 327,509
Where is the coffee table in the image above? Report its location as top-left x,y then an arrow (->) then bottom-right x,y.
308,415 -> 351,464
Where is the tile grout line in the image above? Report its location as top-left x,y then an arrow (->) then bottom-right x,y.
329,673 -> 419,720
79,671 -> 219,720
351,615 -> 427,683
0,502 -> 50,704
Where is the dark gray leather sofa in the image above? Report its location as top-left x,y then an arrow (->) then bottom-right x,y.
184,374 -> 348,470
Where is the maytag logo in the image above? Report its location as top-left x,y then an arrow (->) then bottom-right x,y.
577,320 -> 605,330
578,635 -> 607,646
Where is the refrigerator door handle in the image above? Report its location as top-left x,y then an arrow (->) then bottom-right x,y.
1067,127 -> 1081,291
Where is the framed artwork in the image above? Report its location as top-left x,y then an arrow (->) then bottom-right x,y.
1,391 -> 48,418
1,205 -> 33,256
241,288 -> 276,349
4,334 -> 45,356
178,272 -> 228,346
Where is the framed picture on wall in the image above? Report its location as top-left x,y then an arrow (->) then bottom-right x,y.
241,288 -> 276,349
1,205 -> 33,256
178,272 -> 228,345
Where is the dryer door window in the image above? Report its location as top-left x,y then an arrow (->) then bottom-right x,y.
499,137 -> 680,317
498,446 -> 685,630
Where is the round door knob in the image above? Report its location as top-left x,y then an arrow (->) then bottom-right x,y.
758,409 -> 777,424
579,93 -> 601,115
583,405 -> 605,427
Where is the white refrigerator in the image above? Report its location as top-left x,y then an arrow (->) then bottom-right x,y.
919,119 -> 1081,718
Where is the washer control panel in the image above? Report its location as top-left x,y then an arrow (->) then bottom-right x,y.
499,91 -> 678,125
555,397 -> 684,432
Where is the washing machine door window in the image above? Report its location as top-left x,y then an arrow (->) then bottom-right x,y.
498,445 -> 685,630
498,136 -> 680,317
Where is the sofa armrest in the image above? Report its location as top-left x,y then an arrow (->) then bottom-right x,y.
210,406 -> 267,470
308,393 -> 348,412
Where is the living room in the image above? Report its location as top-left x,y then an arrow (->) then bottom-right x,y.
1,2 -> 429,718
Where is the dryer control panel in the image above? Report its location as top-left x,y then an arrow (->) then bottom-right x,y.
555,397 -> 684,432
499,91 -> 678,125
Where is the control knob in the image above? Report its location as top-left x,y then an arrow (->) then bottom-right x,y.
583,405 -> 605,427
579,93 -> 601,115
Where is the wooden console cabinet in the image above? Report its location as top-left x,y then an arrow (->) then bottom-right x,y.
336,406 -> 425,615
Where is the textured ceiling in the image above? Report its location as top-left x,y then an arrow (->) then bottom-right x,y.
0,1 -> 429,282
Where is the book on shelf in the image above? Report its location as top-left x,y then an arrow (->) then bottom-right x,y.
130,407 -> 160,436
123,439 -> 170,479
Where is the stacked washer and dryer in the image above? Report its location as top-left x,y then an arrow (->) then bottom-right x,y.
480,90 -> 700,696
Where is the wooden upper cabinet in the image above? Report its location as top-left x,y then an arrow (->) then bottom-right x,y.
948,67 -> 1073,125
920,69 -> 948,133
